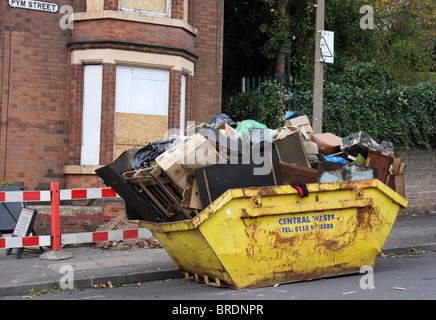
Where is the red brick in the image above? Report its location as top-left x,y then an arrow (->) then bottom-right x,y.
0,0 -> 224,217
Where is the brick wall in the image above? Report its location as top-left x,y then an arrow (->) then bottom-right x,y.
100,63 -> 116,165
191,0 -> 224,122
68,64 -> 84,165
33,205 -> 114,235
72,19 -> 196,52
399,147 -> 436,214
0,0 -> 226,234
0,1 -> 73,190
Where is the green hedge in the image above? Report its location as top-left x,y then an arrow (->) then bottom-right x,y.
223,81 -> 292,129
299,63 -> 436,149
224,62 -> 436,148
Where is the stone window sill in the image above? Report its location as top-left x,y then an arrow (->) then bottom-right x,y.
71,10 -> 198,36
63,165 -> 103,175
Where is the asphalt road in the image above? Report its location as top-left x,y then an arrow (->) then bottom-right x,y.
6,251 -> 436,303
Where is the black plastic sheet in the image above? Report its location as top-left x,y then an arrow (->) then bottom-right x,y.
129,138 -> 178,169
205,113 -> 236,129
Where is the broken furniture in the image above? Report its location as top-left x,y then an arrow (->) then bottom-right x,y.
279,162 -> 318,185
196,150 -> 283,208
311,133 -> 342,155
274,131 -> 310,168
96,164 -> 169,222
122,166 -> 193,221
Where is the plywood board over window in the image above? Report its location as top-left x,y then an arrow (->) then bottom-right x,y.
115,113 -> 168,158
119,0 -> 170,16
115,66 -> 169,159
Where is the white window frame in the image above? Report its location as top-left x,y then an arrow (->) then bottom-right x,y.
119,0 -> 172,18
81,65 -> 103,166
180,74 -> 186,136
115,65 -> 170,116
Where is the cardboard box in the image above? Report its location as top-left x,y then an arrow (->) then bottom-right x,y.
285,115 -> 313,140
156,133 -> 225,191
222,123 -> 242,140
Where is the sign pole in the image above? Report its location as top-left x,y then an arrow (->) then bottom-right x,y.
312,0 -> 325,134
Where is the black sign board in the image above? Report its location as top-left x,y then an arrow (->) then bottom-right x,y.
0,186 -> 23,235
0,187 -> 43,258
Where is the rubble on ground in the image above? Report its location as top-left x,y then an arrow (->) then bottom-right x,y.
96,112 -> 406,224
94,214 -> 161,251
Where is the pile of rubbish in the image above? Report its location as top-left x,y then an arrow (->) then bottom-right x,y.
94,214 -> 161,250
96,113 -> 405,223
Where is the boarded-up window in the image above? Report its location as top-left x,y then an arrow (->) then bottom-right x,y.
81,65 -> 103,165
115,66 -> 170,158
119,0 -> 171,16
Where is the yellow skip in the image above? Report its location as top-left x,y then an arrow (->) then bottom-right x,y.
141,179 -> 407,289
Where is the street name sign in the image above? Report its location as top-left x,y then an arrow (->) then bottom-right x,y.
8,0 -> 59,13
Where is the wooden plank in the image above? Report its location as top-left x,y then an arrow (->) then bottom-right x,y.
138,182 -> 170,218
279,162 -> 318,184
115,112 -> 167,159
365,148 -> 394,184
150,172 -> 192,219
392,158 -> 401,175
95,164 -> 166,222
398,163 -> 406,175
393,174 -> 405,197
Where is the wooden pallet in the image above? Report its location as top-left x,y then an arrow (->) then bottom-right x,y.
123,166 -> 193,220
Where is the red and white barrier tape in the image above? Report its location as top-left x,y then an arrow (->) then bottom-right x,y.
0,185 -> 152,251
0,188 -> 119,203
0,229 -> 151,249
61,229 -> 150,245
0,235 -> 51,249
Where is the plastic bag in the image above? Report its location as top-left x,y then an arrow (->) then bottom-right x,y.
324,155 -> 346,164
130,138 -> 178,169
236,120 -> 268,140
205,113 -> 237,129
285,110 -> 301,120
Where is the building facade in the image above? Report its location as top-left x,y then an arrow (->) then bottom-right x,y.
0,0 -> 224,193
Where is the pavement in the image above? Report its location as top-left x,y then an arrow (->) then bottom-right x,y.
0,212 -> 435,297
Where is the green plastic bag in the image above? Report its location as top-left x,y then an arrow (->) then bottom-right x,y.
236,120 -> 268,140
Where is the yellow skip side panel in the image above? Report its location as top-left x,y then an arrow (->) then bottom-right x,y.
141,180 -> 407,289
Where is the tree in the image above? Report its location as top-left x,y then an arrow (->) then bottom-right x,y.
373,0 -> 436,83
259,0 -> 316,76
223,0 -> 272,96
222,0 -> 436,100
